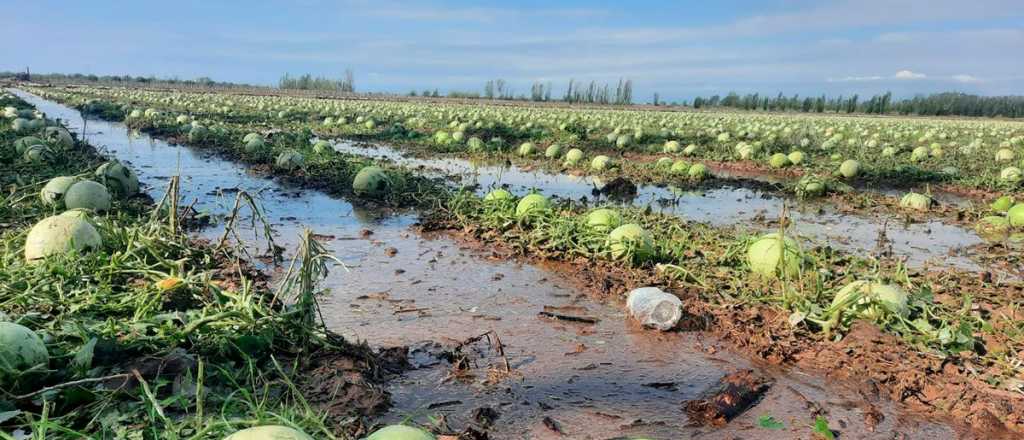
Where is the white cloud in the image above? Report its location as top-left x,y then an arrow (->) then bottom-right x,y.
894,70 -> 927,79
952,74 -> 981,83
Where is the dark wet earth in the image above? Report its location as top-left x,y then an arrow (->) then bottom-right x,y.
17,90 -> 972,439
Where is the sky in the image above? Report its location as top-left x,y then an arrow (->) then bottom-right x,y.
4,0 -> 1023,102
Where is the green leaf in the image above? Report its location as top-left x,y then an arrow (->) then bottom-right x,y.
71,337 -> 98,375
813,415 -> 835,440
0,410 -> 21,424
758,414 -> 784,429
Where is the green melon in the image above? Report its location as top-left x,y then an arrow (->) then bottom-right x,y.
747,233 -> 802,278
564,148 -> 584,166
467,137 -> 484,152
669,160 -> 690,174
663,140 -> 680,153
976,216 -> 1011,239
1000,167 -> 1022,183
590,155 -> 612,171
14,136 -> 45,154
996,148 -> 1016,162
40,176 -> 80,208
688,163 -> 709,180
769,153 -> 790,168
365,425 -> 436,440
483,189 -> 514,202
586,208 -> 622,232
910,146 -> 930,161
24,214 -> 103,261
682,144 -> 698,156
95,162 -> 140,197
991,196 -> 1015,213
1009,204 -> 1024,227
787,151 -> 804,165
22,144 -> 54,164
899,192 -> 931,211
831,281 -> 909,321
352,166 -> 390,197
312,140 -> 331,154
244,137 -> 266,154
607,224 -> 654,262
223,425 -> 314,440
655,157 -> 674,169
838,160 -> 860,178
242,132 -> 262,144
544,144 -> 562,159
275,151 -> 305,170
0,322 -> 49,385
64,180 -> 112,212
42,126 -> 74,150
515,194 -> 550,219
518,142 -> 537,156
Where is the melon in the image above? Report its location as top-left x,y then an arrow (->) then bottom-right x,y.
586,208 -> 622,232
787,151 -> 804,165
40,176 -> 80,208
64,180 -> 112,212
483,189 -> 513,202
607,224 -> 654,261
590,155 -> 612,171
899,192 -> 931,211
663,140 -> 680,153
515,194 -> 550,219
831,281 -> 909,320
747,233 -> 802,278
352,166 -> 389,197
95,162 -> 140,197
312,140 -> 331,154
544,144 -> 562,159
564,148 -> 584,166
275,151 -> 305,170
769,153 -> 790,168
0,322 -> 49,385
223,425 -> 313,440
14,136 -> 45,155
838,160 -> 860,178
991,196 -> 1015,213
1000,167 -> 1022,183
1009,204 -> 1024,227
688,163 -> 709,180
365,425 -> 435,440
518,142 -> 536,156
24,214 -> 102,261
42,126 -> 74,150
976,216 -> 1011,238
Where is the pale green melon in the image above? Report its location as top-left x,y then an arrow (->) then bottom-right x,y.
275,151 -> 305,170
13,136 -> 45,154
831,281 -> 909,321
64,181 -> 112,212
244,137 -> 267,154
22,144 -> 54,164
0,322 -> 49,385
899,192 -> 932,211
223,425 -> 314,440
312,140 -> 331,154
95,162 -> 140,197
663,140 -> 680,153
688,163 -> 709,180
669,160 -> 690,174
910,146 -> 929,161
40,176 -> 80,208
365,425 -> 435,440
590,155 -> 612,171
747,233 -> 802,278
242,132 -> 262,144
586,208 -> 622,232
787,151 -> 804,165
682,144 -> 698,156
352,166 -> 389,197
42,126 -> 74,150
838,160 -> 860,178
564,148 -> 584,165
769,153 -> 790,168
467,137 -> 484,152
24,214 -> 102,261
1000,167 -> 1022,183
515,194 -> 550,218
607,223 -> 654,261
483,189 -> 513,202
996,148 -> 1016,162
1009,204 -> 1024,227
518,142 -> 536,156
976,216 -> 1010,238
544,144 -> 562,159
991,196 -> 1015,213
655,157 -> 674,169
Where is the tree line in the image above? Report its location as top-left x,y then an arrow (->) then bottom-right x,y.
692,91 -> 1024,118
278,70 -> 355,92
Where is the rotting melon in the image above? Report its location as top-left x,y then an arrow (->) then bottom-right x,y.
223,425 -> 314,440
64,180 -> 112,212
365,424 -> 436,440
831,281 -> 909,321
42,126 -> 74,150
0,322 -> 49,386
95,161 -> 140,197
747,233 -> 802,278
40,176 -> 80,208
24,214 -> 102,261
352,166 -> 389,197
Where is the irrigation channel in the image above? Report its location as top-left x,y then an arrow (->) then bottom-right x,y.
17,90 -> 971,439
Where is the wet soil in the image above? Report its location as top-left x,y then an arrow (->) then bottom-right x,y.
18,90 -> 993,439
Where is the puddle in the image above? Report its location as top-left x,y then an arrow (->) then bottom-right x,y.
16,90 -> 968,439
329,141 -> 988,272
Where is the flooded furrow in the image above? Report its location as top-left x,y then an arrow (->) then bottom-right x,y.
17,90 -> 966,439
328,140 -> 989,272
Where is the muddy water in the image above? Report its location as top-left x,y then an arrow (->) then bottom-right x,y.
18,90 -> 965,439
330,141 -> 988,272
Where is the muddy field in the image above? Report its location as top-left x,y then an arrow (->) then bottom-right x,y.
4,86 -> 1023,439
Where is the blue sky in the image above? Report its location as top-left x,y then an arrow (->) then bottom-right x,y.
4,0 -> 1023,102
